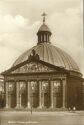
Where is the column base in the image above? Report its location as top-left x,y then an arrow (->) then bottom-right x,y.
15,106 -> 20,109
49,105 -> 54,109
4,107 -> 9,109
26,102 -> 31,109
4,104 -> 9,109
37,105 -> 42,109
61,107 -> 67,111
15,104 -> 23,109
15,104 -> 20,109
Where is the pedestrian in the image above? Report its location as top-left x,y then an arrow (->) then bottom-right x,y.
73,106 -> 76,112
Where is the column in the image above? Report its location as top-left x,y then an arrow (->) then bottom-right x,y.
47,35 -> 49,42
44,34 -> 46,42
19,94 -> 22,108
46,34 -> 47,42
42,93 -> 44,108
27,81 -> 31,109
50,81 -> 54,108
5,82 -> 9,108
62,78 -> 67,108
15,82 -> 20,108
38,81 -> 42,108
42,81 -> 44,108
82,82 -> 84,107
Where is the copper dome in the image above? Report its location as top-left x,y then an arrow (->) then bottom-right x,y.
13,43 -> 80,72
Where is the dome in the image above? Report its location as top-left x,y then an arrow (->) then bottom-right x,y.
13,43 -> 80,72
13,13 -> 80,73
38,23 -> 51,33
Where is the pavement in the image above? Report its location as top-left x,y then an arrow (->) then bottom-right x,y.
0,111 -> 84,125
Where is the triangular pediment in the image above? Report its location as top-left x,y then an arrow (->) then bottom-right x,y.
2,59 -> 67,75
11,61 -> 57,74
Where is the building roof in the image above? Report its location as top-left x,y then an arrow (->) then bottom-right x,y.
13,43 -> 80,72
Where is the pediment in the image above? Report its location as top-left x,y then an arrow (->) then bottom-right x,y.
2,59 -> 67,75
11,61 -> 57,74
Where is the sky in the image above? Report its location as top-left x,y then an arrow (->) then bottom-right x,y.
0,0 -> 83,77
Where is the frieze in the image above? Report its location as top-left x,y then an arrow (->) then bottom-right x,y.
5,74 -> 66,82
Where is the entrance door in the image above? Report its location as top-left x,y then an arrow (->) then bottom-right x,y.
31,81 -> 39,108
53,80 -> 62,108
32,93 -> 39,108
21,92 -> 27,108
8,82 -> 16,108
44,92 -> 50,108
19,82 -> 27,108
42,81 -> 50,108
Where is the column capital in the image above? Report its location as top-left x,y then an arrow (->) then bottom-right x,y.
24,80 -> 28,83
60,77 -> 66,81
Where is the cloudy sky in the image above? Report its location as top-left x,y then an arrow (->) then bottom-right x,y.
0,0 -> 83,76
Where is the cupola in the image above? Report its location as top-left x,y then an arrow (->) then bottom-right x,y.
37,12 -> 52,44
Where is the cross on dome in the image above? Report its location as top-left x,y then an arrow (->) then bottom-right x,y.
41,12 -> 47,23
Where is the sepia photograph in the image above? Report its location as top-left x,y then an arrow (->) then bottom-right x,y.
0,0 -> 83,125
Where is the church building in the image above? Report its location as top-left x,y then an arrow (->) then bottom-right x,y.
1,13 -> 83,110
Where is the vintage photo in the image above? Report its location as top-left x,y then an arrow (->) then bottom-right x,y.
0,0 -> 83,125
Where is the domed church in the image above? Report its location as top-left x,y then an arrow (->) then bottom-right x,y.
2,13 -> 83,110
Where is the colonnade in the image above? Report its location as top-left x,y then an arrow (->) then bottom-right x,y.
5,79 -> 67,109
38,34 -> 50,43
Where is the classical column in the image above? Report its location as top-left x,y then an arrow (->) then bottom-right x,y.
42,81 -> 44,108
15,81 -> 20,108
27,81 -> 31,109
19,94 -> 22,108
5,82 -> 9,108
38,81 -> 42,108
46,34 -> 47,41
62,78 -> 67,108
50,81 -> 54,108
47,35 -> 49,42
42,93 -> 44,108
82,82 -> 84,107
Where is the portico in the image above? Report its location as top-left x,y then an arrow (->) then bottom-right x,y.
4,74 -> 67,109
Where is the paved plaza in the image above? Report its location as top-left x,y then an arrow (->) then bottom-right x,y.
0,111 -> 84,125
